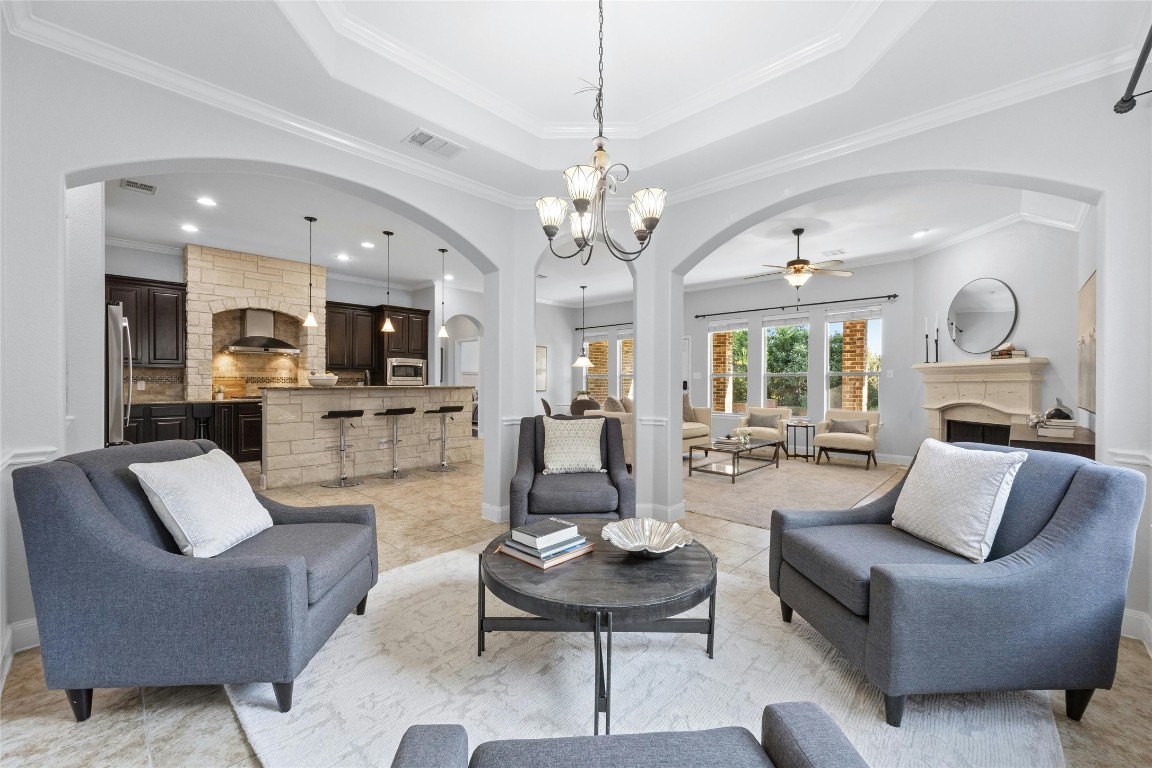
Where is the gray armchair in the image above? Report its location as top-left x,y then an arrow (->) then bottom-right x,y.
12,439 -> 378,721
509,415 -> 636,529
391,702 -> 868,768
769,443 -> 1146,727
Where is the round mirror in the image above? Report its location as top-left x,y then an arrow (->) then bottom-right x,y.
947,278 -> 1018,354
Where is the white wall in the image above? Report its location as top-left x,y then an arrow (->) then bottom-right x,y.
914,221 -> 1080,412
534,302 -> 581,413
325,275 -> 414,308
105,245 -> 183,282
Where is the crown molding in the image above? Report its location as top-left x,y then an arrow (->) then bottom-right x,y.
3,1 -> 520,208
326,271 -> 421,292
104,237 -> 183,256
674,45 -> 1138,204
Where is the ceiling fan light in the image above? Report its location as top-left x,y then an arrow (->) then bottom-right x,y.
632,188 -> 666,232
302,311 -> 318,328
381,316 -> 396,333
536,196 -> 568,239
784,272 -> 812,288
563,165 -> 599,211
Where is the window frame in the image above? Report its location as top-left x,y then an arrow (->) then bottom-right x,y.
618,333 -> 635,400
708,321 -> 750,414
583,335 -> 611,402
825,308 -> 883,414
762,316 -> 810,417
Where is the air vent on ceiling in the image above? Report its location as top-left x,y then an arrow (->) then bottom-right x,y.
403,128 -> 466,159
820,248 -> 846,257
119,179 -> 157,195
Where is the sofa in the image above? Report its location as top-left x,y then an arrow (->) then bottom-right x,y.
11,439 -> 378,720
585,407 -> 633,466
509,415 -> 636,528
390,702 -> 868,767
769,442 -> 1146,726
812,409 -> 880,468
683,404 -> 713,452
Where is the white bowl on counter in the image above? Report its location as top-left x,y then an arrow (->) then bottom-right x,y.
307,374 -> 339,388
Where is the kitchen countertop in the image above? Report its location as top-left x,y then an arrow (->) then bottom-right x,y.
133,398 -> 262,405
277,385 -> 473,391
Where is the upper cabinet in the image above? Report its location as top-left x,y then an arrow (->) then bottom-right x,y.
378,306 -> 429,360
105,275 -> 186,368
326,302 -> 377,370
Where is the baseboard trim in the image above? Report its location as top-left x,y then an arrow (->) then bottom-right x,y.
11,619 -> 39,653
481,503 -> 509,523
1122,609 -> 1152,656
1,624 -> 12,689
636,502 -> 685,522
876,453 -> 912,466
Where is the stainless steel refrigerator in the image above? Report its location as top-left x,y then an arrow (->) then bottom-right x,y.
106,302 -> 134,445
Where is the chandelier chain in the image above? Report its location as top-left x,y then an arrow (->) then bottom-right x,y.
595,0 -> 605,137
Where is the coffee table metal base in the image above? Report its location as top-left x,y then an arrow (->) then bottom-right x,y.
477,555 -> 716,735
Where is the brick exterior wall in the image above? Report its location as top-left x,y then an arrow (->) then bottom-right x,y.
840,319 -> 868,411
711,331 -> 735,412
586,339 -> 609,402
184,244 -> 325,400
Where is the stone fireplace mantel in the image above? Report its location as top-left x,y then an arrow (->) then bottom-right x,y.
913,358 -> 1049,441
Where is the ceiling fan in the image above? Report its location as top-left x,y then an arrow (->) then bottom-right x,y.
745,228 -> 853,288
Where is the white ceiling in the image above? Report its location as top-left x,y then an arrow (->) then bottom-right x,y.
104,172 -> 484,293
16,1 -> 1146,303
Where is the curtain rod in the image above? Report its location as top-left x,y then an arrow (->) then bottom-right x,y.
694,293 -> 899,320
575,321 -> 634,331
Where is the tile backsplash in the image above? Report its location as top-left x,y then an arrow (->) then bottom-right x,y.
125,368 -> 185,403
212,309 -> 301,396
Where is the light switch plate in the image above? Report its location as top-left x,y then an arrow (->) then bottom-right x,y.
886,370 -> 893,379
137,380 -> 146,390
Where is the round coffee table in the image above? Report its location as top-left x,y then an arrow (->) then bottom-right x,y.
477,520 -> 717,734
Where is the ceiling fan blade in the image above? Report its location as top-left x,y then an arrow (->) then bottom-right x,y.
810,268 -> 853,277
745,270 -> 783,280
810,259 -> 844,269
760,264 -> 789,269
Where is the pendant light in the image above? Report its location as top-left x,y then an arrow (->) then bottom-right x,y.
572,285 -> 593,368
437,248 -> 450,339
302,216 -> 319,327
380,230 -> 396,333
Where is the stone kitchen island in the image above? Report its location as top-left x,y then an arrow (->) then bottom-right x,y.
262,386 -> 474,488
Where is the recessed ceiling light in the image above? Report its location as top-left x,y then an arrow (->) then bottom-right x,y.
912,228 -> 931,238
181,224 -> 199,232
196,197 -> 216,206
444,274 -> 455,281
336,253 -> 350,262
360,241 -> 374,248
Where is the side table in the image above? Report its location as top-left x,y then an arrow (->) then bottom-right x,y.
785,421 -> 816,461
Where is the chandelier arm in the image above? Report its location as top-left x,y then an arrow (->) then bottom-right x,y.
549,239 -> 589,260
601,231 -> 649,262
607,163 -> 630,184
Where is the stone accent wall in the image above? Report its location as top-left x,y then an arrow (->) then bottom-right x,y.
263,387 -> 473,488
840,320 -> 868,411
212,309 -> 301,397
184,245 -> 325,400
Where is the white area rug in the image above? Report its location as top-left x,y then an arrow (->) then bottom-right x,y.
227,546 -> 1064,768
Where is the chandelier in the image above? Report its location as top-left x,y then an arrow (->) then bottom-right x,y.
535,0 -> 666,265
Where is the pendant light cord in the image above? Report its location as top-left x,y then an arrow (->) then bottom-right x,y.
305,216 -> 317,313
581,285 -> 588,350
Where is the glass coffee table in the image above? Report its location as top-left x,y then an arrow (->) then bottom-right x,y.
688,439 -> 780,483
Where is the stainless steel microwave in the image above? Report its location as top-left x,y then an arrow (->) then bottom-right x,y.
386,357 -> 426,385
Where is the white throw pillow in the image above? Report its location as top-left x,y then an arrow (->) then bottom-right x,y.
129,449 -> 273,558
892,439 -> 1028,563
542,417 -> 606,474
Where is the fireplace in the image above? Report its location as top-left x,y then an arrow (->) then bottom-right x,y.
913,358 -> 1049,442
946,419 -> 1010,445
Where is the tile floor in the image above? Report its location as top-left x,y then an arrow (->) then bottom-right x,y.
2,439 -> 1149,766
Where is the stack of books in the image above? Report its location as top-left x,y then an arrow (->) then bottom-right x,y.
714,436 -> 746,447
991,348 -> 1027,359
1037,418 -> 1077,438
500,517 -> 592,569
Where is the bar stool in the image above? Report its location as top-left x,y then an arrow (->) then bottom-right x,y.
425,404 -> 465,473
321,410 -> 364,488
374,406 -> 416,480
191,403 -> 213,440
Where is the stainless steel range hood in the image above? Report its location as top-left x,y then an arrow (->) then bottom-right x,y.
227,309 -> 301,355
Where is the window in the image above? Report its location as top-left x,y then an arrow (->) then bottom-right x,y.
709,324 -> 748,413
827,309 -> 882,412
584,338 -> 610,403
618,336 -> 635,399
764,320 -> 809,416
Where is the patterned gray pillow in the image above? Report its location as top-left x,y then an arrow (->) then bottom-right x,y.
621,396 -> 633,413
682,393 -> 698,424
748,412 -> 780,429
603,395 -> 626,413
829,418 -> 869,434
542,417 -> 606,474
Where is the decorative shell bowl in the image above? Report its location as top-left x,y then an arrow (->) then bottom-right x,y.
307,374 -> 339,388
601,519 -> 694,559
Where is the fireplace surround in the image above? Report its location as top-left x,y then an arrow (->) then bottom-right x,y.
913,358 -> 1049,442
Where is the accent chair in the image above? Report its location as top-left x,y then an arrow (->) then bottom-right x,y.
509,415 -> 635,528
12,439 -> 378,720
683,404 -> 712,453
736,405 -> 792,454
769,442 -> 1146,727
812,409 -> 880,468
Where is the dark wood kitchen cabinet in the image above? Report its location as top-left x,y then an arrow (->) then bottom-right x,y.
325,302 -> 377,371
106,275 -> 186,368
147,404 -> 194,442
212,401 -> 262,462
123,405 -> 147,445
377,306 -> 431,360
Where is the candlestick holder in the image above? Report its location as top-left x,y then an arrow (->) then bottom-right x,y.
924,333 -> 930,364
934,329 -> 940,363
